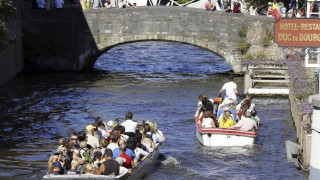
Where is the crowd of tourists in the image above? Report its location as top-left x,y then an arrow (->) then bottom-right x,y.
33,0 -> 137,10
195,74 -> 259,131
47,112 -> 165,176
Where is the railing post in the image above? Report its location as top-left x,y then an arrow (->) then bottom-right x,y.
310,94 -> 320,180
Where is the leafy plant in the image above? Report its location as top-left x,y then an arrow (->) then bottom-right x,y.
238,26 -> 247,38
262,29 -> 273,47
238,40 -> 251,54
256,51 -> 267,59
243,53 -> 255,60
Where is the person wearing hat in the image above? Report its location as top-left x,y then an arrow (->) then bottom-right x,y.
50,161 -> 63,175
96,148 -> 120,176
116,157 -> 133,175
267,2 -> 273,17
86,125 -> 100,150
218,74 -> 240,103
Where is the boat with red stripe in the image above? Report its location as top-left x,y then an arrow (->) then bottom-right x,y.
195,117 -> 258,146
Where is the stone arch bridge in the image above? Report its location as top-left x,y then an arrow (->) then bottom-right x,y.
23,7 -> 283,73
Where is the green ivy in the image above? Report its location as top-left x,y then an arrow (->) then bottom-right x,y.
262,28 -> 273,47
238,40 -> 251,54
238,26 -> 247,38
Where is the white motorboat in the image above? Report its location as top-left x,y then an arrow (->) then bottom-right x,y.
195,117 -> 257,146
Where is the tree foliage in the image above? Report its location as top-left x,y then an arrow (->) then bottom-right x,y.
0,0 -> 16,51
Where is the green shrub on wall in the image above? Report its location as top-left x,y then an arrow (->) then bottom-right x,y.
238,40 -> 251,54
238,26 -> 247,38
262,29 -> 273,47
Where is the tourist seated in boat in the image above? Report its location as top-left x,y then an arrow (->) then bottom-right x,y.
84,163 -> 94,174
147,121 -> 166,144
201,111 -> 216,128
77,131 -> 86,142
237,103 -> 250,121
121,112 -> 137,138
251,109 -> 260,126
79,141 -> 88,160
48,153 -> 59,174
107,131 -> 120,151
217,105 -> 237,123
86,125 -> 100,150
233,110 -> 258,131
197,94 -> 208,110
112,139 -> 135,160
96,148 -> 120,175
116,157 -> 132,175
100,139 -> 108,155
118,142 -> 136,169
95,117 -> 110,141
218,109 -> 234,128
56,145 -> 71,170
235,94 -> 246,113
195,97 -> 213,118
70,132 -> 80,150
140,125 -> 155,152
72,149 -> 85,165
66,159 -> 81,174
59,137 -> 68,147
50,161 -> 64,175
133,133 -> 149,165
114,125 -> 129,142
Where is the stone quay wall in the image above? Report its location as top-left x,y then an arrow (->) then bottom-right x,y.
0,18 -> 24,86
23,7 -> 283,73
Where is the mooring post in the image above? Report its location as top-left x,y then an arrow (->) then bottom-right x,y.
310,94 -> 320,180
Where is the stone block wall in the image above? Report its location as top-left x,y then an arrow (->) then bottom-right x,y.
0,19 -> 24,86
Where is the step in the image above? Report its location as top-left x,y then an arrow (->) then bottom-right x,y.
252,79 -> 289,83
253,74 -> 289,79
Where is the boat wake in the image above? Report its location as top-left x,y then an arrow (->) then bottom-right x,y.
161,156 -> 180,166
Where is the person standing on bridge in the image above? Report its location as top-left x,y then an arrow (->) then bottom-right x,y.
205,0 -> 213,11
218,74 -> 240,103
90,0 -> 103,9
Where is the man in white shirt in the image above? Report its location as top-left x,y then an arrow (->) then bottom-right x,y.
218,74 -> 240,102
121,112 -> 137,137
86,125 -> 100,150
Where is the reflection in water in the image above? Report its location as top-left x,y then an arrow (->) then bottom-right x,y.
0,41 -> 305,179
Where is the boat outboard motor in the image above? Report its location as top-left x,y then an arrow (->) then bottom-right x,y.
285,140 -> 304,169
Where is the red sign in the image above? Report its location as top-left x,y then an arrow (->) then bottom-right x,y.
274,18 -> 320,47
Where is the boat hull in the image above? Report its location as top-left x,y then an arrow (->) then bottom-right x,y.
196,118 -> 257,146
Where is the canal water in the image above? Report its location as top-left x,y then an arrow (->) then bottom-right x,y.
0,41 -> 306,179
